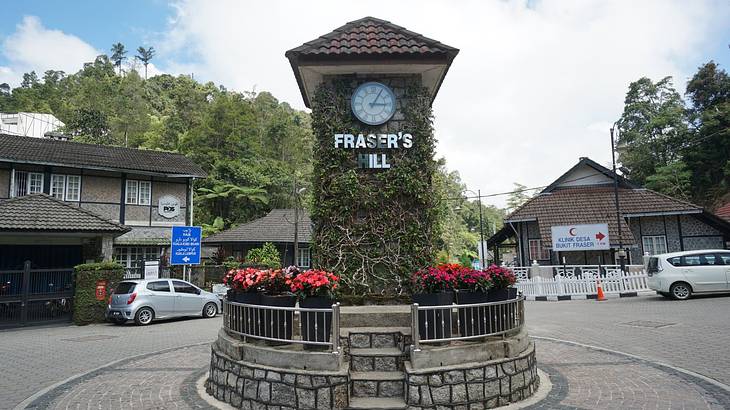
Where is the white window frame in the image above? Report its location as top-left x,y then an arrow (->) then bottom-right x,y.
65,175 -> 81,201
642,235 -> 668,256
50,174 -> 66,200
528,239 -> 549,261
114,246 -> 161,268
125,180 -> 139,204
12,171 -> 44,197
138,181 -> 151,205
297,247 -> 311,268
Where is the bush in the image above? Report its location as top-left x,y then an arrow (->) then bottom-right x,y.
73,261 -> 124,325
245,242 -> 281,268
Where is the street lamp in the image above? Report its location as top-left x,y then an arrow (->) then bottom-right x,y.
610,121 -> 626,272
293,185 -> 306,268
459,189 -> 487,269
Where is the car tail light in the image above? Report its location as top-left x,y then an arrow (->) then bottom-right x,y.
127,292 -> 137,304
108,295 -> 112,305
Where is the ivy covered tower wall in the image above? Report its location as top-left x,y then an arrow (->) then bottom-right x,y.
286,17 -> 458,296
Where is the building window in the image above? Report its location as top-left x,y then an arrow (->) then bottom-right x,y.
139,181 -> 151,205
113,246 -> 161,268
642,235 -> 667,256
298,247 -> 311,268
125,180 -> 138,204
50,175 -> 66,199
12,171 -> 44,197
125,179 -> 151,205
66,175 -> 81,201
528,239 -> 549,261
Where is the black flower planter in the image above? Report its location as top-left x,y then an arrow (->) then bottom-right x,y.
260,294 -> 296,344
412,292 -> 453,341
232,292 -> 262,336
456,290 -> 489,337
487,287 -> 518,302
300,296 -> 334,349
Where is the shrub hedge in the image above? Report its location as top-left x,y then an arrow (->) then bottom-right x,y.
73,261 -> 124,325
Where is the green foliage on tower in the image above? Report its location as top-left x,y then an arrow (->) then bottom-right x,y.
310,78 -> 441,296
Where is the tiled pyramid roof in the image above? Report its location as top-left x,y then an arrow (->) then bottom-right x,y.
286,17 -> 458,58
203,209 -> 312,244
0,194 -> 129,233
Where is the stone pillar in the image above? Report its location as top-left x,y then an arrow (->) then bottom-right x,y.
101,235 -> 115,261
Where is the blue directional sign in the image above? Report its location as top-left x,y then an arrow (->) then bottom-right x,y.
170,226 -> 202,265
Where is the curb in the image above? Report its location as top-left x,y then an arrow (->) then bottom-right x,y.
14,341 -> 213,409
524,290 -> 655,301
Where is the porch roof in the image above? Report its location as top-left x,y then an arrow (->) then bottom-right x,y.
0,194 -> 129,234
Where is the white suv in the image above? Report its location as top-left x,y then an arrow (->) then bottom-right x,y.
647,250 -> 730,300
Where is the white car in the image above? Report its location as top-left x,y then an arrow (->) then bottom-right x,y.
647,250 -> 730,300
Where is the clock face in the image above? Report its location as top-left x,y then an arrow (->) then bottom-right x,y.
351,82 -> 397,125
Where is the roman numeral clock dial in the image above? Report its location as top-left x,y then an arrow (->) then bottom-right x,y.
351,82 -> 396,125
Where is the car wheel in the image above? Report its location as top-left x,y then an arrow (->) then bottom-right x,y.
203,302 -> 218,318
134,307 -> 154,325
670,282 -> 692,300
112,318 -> 127,325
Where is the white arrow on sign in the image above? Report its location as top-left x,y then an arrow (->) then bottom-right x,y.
182,256 -> 190,263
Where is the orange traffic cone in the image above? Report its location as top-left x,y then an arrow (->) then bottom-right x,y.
596,279 -> 606,301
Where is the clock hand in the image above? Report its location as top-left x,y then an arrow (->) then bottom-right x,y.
369,88 -> 384,107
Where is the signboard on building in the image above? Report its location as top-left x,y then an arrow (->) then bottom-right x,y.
551,224 -> 610,251
170,226 -> 202,265
158,195 -> 181,219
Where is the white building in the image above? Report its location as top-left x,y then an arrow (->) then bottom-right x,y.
0,112 -> 65,139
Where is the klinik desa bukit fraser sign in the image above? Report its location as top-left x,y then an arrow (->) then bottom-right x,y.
551,223 -> 610,251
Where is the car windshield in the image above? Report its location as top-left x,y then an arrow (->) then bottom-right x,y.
114,282 -> 136,295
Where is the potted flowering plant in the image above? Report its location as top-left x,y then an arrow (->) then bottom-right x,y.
485,265 -> 517,301
411,264 -> 458,340
454,268 -> 493,336
289,269 -> 339,344
222,267 -> 264,337
258,267 -> 297,342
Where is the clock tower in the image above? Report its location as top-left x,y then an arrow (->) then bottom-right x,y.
286,17 -> 458,296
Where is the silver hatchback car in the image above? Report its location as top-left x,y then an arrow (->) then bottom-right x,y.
106,279 -> 221,325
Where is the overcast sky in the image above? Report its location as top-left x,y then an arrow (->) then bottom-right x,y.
1,0 -> 729,207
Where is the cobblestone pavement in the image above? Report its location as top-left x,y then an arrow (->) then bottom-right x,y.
0,316 -> 221,409
27,344 -> 214,410
524,293 -> 730,387
526,339 -> 730,409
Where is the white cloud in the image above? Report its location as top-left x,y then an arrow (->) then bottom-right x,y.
0,16 -> 100,85
160,0 -> 728,207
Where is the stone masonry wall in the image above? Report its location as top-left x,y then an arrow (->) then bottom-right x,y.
208,347 -> 349,410
405,342 -> 538,409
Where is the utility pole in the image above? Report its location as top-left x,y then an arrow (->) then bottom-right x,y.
477,189 -> 486,269
293,179 -> 299,268
610,124 -> 626,273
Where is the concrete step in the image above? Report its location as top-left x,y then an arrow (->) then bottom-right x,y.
345,328 -> 406,349
350,371 -> 405,398
350,348 -> 404,372
346,397 -> 407,410
341,305 -> 411,328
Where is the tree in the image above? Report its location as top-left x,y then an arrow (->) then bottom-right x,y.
616,77 -> 688,187
110,43 -> 127,75
506,183 -> 531,212
135,46 -> 155,80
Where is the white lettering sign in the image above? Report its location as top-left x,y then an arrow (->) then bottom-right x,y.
333,132 -> 413,169
551,224 -> 610,251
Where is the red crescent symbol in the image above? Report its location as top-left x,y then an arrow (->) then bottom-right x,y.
569,228 -> 577,236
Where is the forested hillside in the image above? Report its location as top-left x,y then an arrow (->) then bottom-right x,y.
0,52 -> 502,263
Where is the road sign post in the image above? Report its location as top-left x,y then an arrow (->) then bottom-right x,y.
171,227 -> 202,272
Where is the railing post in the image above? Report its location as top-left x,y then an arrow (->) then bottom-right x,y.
332,303 -> 340,354
411,303 -> 420,352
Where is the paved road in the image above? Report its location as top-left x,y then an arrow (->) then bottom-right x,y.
0,316 -> 221,409
524,293 -> 730,387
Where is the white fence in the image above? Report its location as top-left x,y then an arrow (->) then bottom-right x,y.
512,267 -> 650,297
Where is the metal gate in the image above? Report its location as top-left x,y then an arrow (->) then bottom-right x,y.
0,261 -> 74,327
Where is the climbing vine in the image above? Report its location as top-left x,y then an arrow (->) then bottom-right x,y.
310,77 -> 441,296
